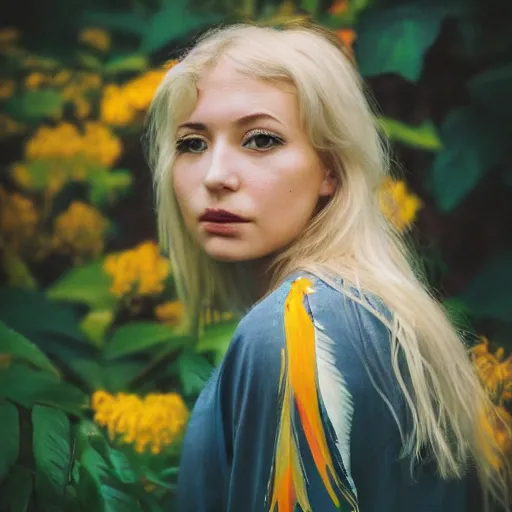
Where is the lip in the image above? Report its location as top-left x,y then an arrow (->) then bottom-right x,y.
199,208 -> 249,223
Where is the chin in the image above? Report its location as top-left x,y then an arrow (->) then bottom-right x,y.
201,238 -> 267,263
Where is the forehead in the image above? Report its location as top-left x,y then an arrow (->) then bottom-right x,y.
188,58 -> 298,126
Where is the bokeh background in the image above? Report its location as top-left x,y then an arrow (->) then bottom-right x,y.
0,0 -> 511,510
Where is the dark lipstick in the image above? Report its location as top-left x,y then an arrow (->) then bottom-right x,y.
199,209 -> 248,223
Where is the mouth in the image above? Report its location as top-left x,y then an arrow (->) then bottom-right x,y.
199,209 -> 249,223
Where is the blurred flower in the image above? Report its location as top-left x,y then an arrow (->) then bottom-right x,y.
0,28 -> 20,46
0,115 -> 26,139
92,390 -> 189,454
0,187 -> 38,251
336,29 -> 356,51
0,79 -> 15,99
122,69 -> 167,110
329,0 -> 349,14
100,84 -> 137,127
52,69 -> 73,86
163,59 -> 179,70
379,178 -> 422,232
79,27 -> 111,53
25,122 -> 121,166
472,337 -> 512,404
25,72 -> 48,90
155,300 -> 185,326
103,241 -> 170,298
479,405 -> 512,470
52,201 -> 108,263
10,163 -> 32,188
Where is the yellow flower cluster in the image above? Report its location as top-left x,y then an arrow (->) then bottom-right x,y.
92,390 -> 189,454
103,241 -> 170,298
155,300 -> 185,326
25,122 -> 121,167
0,187 -> 38,251
79,27 -> 111,53
52,201 -> 108,263
379,178 -> 422,232
100,66 -> 175,126
471,337 -> 512,468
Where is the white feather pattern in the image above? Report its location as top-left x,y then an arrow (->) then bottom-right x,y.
314,319 -> 357,496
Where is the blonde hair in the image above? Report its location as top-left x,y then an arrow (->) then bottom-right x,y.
146,20 -> 511,509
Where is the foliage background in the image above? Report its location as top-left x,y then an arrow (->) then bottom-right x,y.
0,0 -> 511,510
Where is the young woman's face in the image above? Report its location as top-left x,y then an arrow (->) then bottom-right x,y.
172,58 -> 335,262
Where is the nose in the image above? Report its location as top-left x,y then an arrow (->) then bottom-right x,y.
202,142 -> 240,192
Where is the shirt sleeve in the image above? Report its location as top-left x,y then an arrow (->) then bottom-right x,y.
214,275 -> 472,512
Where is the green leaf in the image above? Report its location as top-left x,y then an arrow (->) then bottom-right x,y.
4,89 -> 64,122
0,364 -> 88,416
468,63 -> 512,119
457,251 -> 512,322
427,107 -> 506,212
89,169 -> 133,206
81,9 -> 148,36
140,1 -> 222,54
47,261 -> 117,310
300,0 -> 318,15
177,350 -> 214,397
80,309 -> 115,347
77,464 -> 104,512
0,402 -> 19,481
0,321 -> 59,375
103,322 -> 189,361
104,54 -> 149,74
1,247 -> 37,289
78,52 -> 104,70
0,287 -> 86,343
32,406 -> 73,503
197,319 -> 238,365
0,465 -> 33,512
355,4 -> 445,81
378,117 -> 442,151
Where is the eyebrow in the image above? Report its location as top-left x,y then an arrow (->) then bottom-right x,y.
177,112 -> 285,132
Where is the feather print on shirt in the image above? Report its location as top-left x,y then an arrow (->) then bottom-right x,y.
268,277 -> 359,512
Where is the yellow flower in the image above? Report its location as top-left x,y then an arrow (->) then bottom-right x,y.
336,29 -> 357,51
52,201 -> 108,263
472,337 -> 512,404
329,0 -> 349,14
0,186 -> 38,251
10,163 -> 32,188
79,28 -> 111,53
0,79 -> 15,99
122,69 -> 167,111
25,72 -> 48,90
379,178 -> 422,232
0,115 -> 25,139
92,390 -> 189,454
25,122 -> 121,167
100,84 -> 137,127
52,69 -> 72,86
155,300 -> 185,326
479,405 -> 512,470
103,241 -> 170,298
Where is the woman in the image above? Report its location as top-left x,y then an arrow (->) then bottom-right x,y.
146,21 -> 510,512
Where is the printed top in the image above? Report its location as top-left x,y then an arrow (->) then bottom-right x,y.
176,273 -> 475,512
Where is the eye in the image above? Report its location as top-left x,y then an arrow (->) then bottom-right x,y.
244,129 -> 285,151
175,137 -> 207,154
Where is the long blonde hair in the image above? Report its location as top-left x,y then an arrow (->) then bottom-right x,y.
146,20 -> 510,509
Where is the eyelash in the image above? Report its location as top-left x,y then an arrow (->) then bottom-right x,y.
175,129 -> 285,154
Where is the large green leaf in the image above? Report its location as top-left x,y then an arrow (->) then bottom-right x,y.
103,322 -> 190,361
32,406 -> 73,504
197,319 -> 239,365
0,322 -> 59,376
0,364 -> 88,416
468,63 -> 512,118
47,260 -> 117,310
427,107 -> 506,212
0,402 -> 19,481
4,89 -> 64,122
140,1 -> 222,54
355,4 -> 445,81
0,287 -> 86,343
80,309 -> 115,347
177,350 -> 214,397
457,251 -> 512,321
0,465 -> 33,512
378,117 -> 442,151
